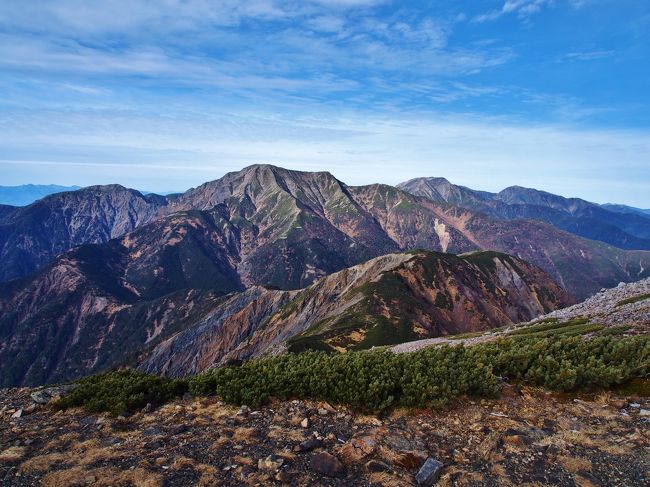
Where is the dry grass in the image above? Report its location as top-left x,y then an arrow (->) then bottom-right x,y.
20,452 -> 69,473
170,456 -> 196,470
232,454 -> 254,466
0,446 -> 26,462
19,442 -> 127,475
542,430 -> 630,455
232,427 -> 261,442
275,450 -> 297,463
43,431 -> 81,450
377,446 -> 403,466
595,392 -> 612,405
438,468 -> 485,487
354,414 -> 383,426
267,426 -> 305,442
557,455 -> 592,474
208,436 -> 232,451
368,471 -> 411,486
41,466 -> 163,487
195,466 -> 221,486
574,474 -> 600,487
489,463 -> 512,485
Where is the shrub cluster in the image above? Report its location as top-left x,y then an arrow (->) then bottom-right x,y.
490,335 -> 648,391
54,369 -> 187,416
189,345 -> 498,412
55,334 -> 649,415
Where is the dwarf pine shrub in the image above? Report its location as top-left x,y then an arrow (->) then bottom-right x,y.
56,334 -> 649,415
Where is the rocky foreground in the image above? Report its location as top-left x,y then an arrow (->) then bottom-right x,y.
1,383 -> 648,486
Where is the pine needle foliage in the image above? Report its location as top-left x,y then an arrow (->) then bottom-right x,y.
56,334 -> 649,415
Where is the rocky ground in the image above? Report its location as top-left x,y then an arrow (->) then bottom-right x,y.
1,382 -> 648,486
540,278 -> 650,328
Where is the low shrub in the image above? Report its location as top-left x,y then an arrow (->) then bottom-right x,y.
55,334 -> 649,415
54,370 -> 188,416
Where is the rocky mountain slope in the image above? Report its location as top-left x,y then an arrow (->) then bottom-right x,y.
538,277 -> 650,329
1,165 -> 649,300
1,164 -> 650,388
0,247 -> 569,387
0,185 -> 168,281
0,206 -> 258,386
398,177 -> 650,250
392,276 -> 650,355
140,250 -> 571,377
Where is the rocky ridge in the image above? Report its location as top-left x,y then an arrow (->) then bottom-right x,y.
540,277 -> 650,328
398,177 -> 650,251
0,185 -> 167,281
1,165 -> 649,300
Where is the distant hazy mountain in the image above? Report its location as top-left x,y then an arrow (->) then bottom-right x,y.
601,203 -> 650,218
398,177 -> 650,250
0,184 -> 81,206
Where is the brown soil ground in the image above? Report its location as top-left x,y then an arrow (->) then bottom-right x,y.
1,383 -> 648,486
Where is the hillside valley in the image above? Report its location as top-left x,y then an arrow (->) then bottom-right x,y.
0,248 -> 570,387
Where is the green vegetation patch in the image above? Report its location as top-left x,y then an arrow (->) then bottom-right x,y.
507,318 -> 603,339
615,293 -> 650,307
57,334 -> 649,416
54,370 -> 187,416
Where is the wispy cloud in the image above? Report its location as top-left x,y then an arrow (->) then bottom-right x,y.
0,0 -> 648,206
2,107 -> 649,205
0,1 -> 513,108
473,0 -> 555,23
564,49 -> 615,61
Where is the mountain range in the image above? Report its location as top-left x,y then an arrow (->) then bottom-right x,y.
398,177 -> 650,250
0,164 -> 649,387
0,184 -> 81,206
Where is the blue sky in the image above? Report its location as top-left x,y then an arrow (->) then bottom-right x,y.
0,0 -> 649,206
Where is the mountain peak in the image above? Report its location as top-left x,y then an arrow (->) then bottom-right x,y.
397,176 -> 493,206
